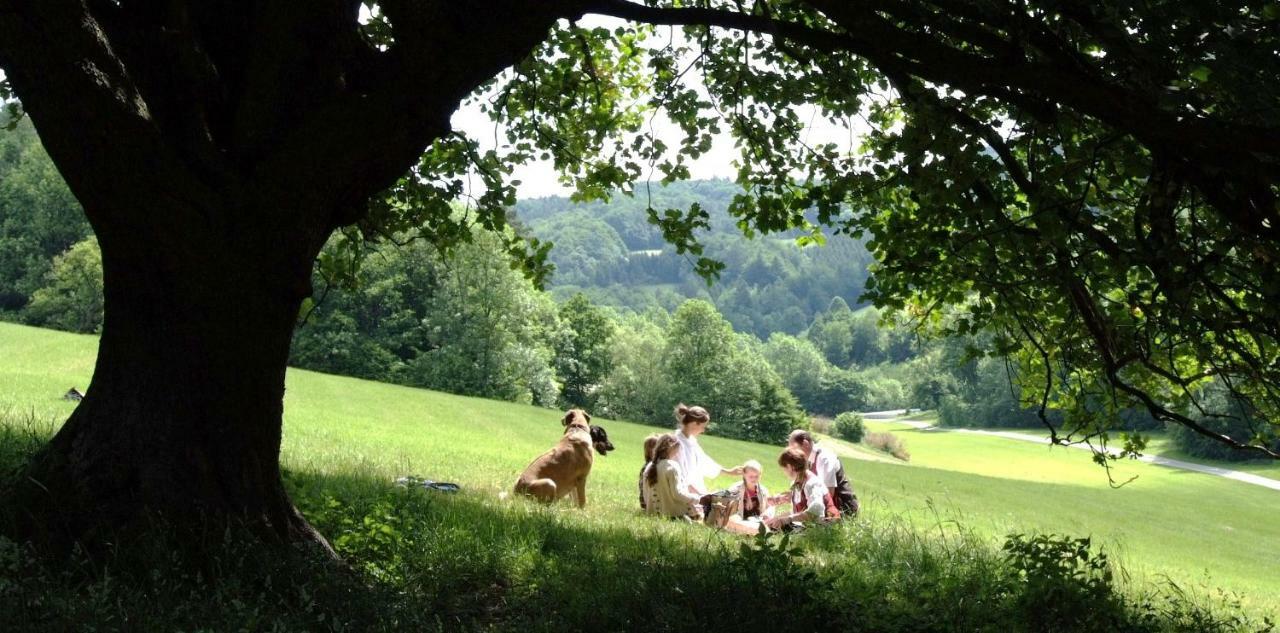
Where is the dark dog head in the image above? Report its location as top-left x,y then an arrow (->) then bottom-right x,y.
562,409 -> 591,432
589,425 -> 615,456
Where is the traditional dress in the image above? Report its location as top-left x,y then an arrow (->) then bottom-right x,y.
809,443 -> 859,516
727,480 -> 771,520
791,472 -> 840,522
652,459 -> 701,519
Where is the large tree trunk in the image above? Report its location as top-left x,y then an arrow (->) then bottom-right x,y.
11,195 -> 333,554
0,0 -> 580,554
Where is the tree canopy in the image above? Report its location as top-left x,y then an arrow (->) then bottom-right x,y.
461,0 -> 1280,458
284,0 -> 1280,458
1,0 -> 1277,553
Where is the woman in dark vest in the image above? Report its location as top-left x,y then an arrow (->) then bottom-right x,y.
765,448 -> 840,531
787,429 -> 859,516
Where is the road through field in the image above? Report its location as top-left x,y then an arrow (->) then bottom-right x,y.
862,410 -> 1280,492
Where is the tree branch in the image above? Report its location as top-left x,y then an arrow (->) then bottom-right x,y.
0,0 -> 216,230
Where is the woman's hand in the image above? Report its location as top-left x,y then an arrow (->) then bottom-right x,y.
724,466 -> 744,476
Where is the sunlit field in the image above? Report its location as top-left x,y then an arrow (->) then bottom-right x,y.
3,321 -> 1277,628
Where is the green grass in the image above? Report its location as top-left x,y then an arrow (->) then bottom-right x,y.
840,419 -> 1280,608
2,321 -> 1278,631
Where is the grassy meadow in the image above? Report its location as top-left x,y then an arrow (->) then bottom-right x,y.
2,321 -> 1277,631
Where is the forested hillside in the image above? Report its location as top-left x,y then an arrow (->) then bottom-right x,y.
2,124 -> 1271,459
515,179 -> 876,338
0,119 -> 94,329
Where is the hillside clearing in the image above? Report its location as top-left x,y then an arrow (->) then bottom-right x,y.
2,321 -> 1277,622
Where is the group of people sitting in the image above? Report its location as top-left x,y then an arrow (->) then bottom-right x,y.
638,404 -> 859,534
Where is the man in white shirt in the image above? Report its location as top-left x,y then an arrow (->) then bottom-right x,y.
787,429 -> 859,515
673,404 -> 742,495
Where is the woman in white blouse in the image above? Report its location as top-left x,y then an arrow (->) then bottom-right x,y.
672,403 -> 743,496
765,447 -> 841,531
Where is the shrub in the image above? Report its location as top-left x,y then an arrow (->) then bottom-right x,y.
832,412 -> 866,443
808,368 -> 868,416
1002,533 -> 1125,631
865,431 -> 910,461
23,237 -> 103,334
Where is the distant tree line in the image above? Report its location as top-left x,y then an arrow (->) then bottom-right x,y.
0,119 -> 97,332
285,227 -> 807,443
517,180 -> 875,339
2,126 -> 1270,458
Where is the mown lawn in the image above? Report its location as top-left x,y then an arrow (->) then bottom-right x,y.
2,321 -> 1277,630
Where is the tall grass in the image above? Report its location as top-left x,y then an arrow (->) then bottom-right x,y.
1,322 -> 1277,631
1,412 -> 1273,632
865,430 -> 911,461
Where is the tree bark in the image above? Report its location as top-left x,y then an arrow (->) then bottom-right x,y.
0,0 -> 589,553
10,192 -> 335,552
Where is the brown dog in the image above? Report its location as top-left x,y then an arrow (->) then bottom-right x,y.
513,409 -> 611,507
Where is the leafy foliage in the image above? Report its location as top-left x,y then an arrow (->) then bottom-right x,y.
476,0 -> 1280,457
293,224 -> 562,407
553,293 -> 616,408
833,411 -> 866,443
0,119 -> 89,316
520,180 -> 875,339
660,300 -> 804,441
0,77 -> 21,130
1167,381 -> 1280,462
1002,534 -> 1124,632
23,237 -> 102,334
293,232 -> 809,430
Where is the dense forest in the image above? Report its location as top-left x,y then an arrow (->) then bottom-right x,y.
516,179 -> 877,339
1,121 -> 1270,457
0,120 -> 94,328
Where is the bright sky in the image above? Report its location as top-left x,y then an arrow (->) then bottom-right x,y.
450,85 -> 866,201
1,17 -> 868,202
446,14 -> 734,200
449,101 -> 747,200
446,16 -> 867,200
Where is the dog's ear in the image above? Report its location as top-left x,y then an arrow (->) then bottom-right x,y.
590,425 -> 615,455
585,411 -> 592,422
562,410 -> 575,426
